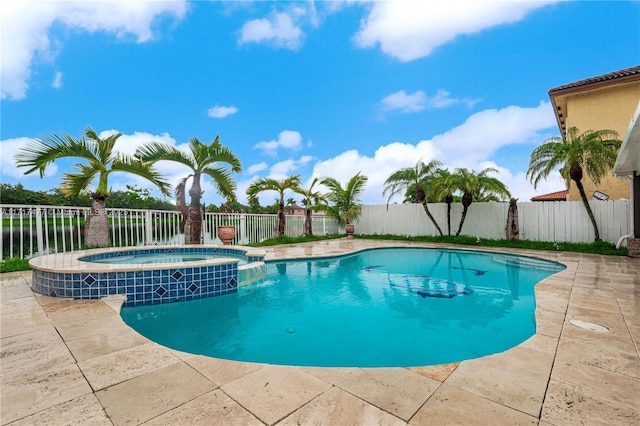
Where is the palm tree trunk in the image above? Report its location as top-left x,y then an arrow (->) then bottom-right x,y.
574,179 -> 601,241
304,209 -> 313,235
187,174 -> 203,244
455,206 -> 469,236
445,194 -> 453,235
455,193 -> 472,236
421,201 -> 443,236
85,195 -> 109,247
277,199 -> 286,237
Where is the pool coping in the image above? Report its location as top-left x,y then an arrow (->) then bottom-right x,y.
2,239 -> 639,425
28,244 -> 267,273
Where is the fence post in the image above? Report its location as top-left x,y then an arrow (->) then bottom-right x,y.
35,207 -> 44,256
145,210 -> 153,245
240,214 -> 247,244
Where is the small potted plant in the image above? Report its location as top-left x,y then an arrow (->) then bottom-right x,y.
320,172 -> 368,240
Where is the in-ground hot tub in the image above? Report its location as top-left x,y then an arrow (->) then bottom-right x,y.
29,245 -> 266,306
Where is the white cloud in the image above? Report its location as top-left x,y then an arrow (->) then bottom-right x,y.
0,137 -> 59,179
269,155 -> 314,179
380,89 -> 479,114
207,105 -> 239,118
254,130 -> 303,156
100,130 -> 177,157
239,10 -> 305,50
0,0 -> 188,100
247,162 -> 268,175
236,155 -> 314,205
430,101 -> 556,167
51,71 -> 62,89
380,90 -> 427,113
354,0 -> 558,61
428,89 -> 479,108
312,144 -> 438,204
311,101 -> 558,204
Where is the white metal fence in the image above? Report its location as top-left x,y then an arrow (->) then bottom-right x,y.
357,200 -> 633,244
1,200 -> 632,261
0,204 -> 340,261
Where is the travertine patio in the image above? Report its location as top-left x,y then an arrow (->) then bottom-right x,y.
1,239 -> 639,425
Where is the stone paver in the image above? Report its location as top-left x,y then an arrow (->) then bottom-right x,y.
143,389 -> 262,425
541,359 -> 640,425
333,368 -> 440,421
95,362 -> 216,425
444,345 -> 554,417
278,386 -> 406,425
410,383 -> 538,425
221,365 -> 332,425
1,240 -> 638,425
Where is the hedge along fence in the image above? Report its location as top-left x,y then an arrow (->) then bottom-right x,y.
355,200 -> 632,245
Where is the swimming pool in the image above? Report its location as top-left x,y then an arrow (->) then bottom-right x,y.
121,247 -> 565,367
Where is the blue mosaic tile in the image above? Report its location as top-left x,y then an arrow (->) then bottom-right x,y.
30,246 -> 257,306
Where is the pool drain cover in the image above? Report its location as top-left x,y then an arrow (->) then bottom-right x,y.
569,320 -> 609,333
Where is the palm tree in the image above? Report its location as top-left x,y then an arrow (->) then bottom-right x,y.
432,168 -> 457,235
382,160 -> 444,236
527,127 -> 621,241
15,127 -> 171,248
285,197 -> 296,214
135,136 -> 241,244
294,177 -> 327,236
320,172 -> 368,231
453,167 -> 510,236
246,175 -> 302,237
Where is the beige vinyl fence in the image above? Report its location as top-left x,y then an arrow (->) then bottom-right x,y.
356,200 -> 633,244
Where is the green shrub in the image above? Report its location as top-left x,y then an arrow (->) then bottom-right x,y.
1,258 -> 32,273
249,234 -> 344,247
357,234 -> 627,255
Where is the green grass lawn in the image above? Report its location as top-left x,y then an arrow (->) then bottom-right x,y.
1,233 -> 627,273
250,233 -> 627,255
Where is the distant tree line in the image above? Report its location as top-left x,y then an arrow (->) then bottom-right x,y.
0,183 -> 176,210
0,182 -> 298,214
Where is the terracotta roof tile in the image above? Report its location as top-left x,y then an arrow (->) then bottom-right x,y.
530,189 -> 568,202
549,65 -> 640,93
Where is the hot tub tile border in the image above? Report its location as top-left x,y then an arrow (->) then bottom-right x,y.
31,251 -> 251,306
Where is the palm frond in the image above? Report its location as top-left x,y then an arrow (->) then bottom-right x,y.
246,175 -> 301,204
203,137 -> 242,173
201,165 -> 238,201
320,173 -> 368,225
110,155 -> 172,196
135,141 -> 195,169
527,127 -> 620,189
15,133 -> 96,177
61,163 -> 99,197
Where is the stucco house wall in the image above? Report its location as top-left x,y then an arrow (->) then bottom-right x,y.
549,67 -> 640,201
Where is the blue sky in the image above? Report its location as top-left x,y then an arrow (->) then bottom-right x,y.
1,0 -> 638,207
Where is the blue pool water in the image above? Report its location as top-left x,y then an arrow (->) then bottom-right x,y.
121,248 -> 565,367
81,252 -> 248,265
